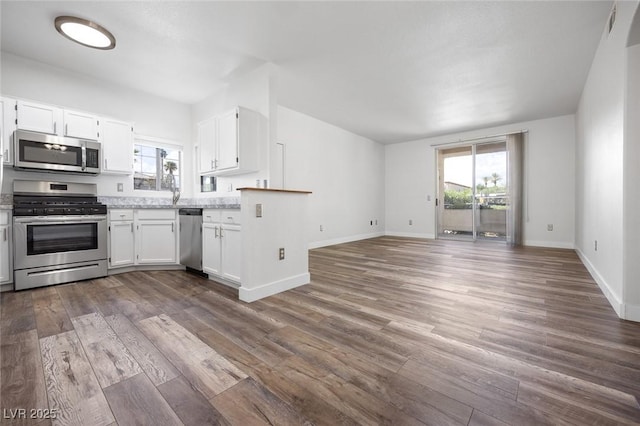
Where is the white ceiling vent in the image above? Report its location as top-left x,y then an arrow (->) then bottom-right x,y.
608,3 -> 617,35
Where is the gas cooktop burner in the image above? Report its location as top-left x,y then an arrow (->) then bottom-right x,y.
12,180 -> 107,217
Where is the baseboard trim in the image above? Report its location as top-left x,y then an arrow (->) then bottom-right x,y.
239,273 -> 310,303
309,232 -> 385,249
384,232 -> 436,239
524,240 -> 575,249
624,303 -> 640,322
0,283 -> 13,292
575,248 -> 624,318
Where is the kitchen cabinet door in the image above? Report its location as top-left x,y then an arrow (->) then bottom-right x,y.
212,106 -> 260,177
63,110 -> 99,140
102,118 -> 134,174
216,109 -> 239,172
220,224 -> 241,283
136,220 -> 177,264
1,97 -> 16,165
108,221 -> 135,268
197,117 -> 217,174
202,222 -> 221,275
0,225 -> 11,284
16,100 -> 62,135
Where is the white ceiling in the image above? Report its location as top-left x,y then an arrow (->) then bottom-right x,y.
1,1 -> 612,144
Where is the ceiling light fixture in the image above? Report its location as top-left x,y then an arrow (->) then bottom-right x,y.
55,16 -> 115,50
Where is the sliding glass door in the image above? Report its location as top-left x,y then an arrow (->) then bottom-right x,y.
437,140 -> 507,242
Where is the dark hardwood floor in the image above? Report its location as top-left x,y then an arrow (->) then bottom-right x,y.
1,236 -> 640,425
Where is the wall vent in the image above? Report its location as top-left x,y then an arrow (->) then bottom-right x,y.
608,3 -> 617,35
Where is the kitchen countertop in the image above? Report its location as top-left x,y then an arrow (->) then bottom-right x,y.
100,196 -> 240,210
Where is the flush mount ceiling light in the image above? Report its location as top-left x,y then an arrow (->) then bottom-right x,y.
55,16 -> 115,50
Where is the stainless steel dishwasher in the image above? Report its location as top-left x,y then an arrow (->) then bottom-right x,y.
179,208 -> 203,272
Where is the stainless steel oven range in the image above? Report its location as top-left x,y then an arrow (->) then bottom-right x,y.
12,180 -> 108,290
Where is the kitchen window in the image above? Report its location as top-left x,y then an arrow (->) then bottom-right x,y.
133,137 -> 182,192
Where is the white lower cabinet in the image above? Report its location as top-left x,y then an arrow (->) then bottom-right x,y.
136,220 -> 177,264
108,209 -> 177,268
203,209 -> 241,284
0,211 -> 12,284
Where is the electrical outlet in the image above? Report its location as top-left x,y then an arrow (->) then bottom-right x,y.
256,203 -> 263,218
547,224 -> 553,231
409,219 -> 413,225
279,248 -> 285,260
117,183 -> 123,192
320,225 -> 324,232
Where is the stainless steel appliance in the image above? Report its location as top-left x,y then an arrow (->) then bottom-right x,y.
14,130 -> 101,175
12,180 -> 107,290
179,208 -> 202,272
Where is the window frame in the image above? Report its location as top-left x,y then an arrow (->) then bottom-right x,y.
133,135 -> 183,194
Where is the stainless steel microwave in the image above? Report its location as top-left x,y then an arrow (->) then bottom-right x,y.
14,130 -> 101,175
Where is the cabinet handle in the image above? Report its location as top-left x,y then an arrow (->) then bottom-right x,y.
171,223 -> 174,233
214,226 -> 219,238
211,160 -> 214,170
54,122 -> 57,134
220,227 -> 223,238
130,223 -> 134,232
3,228 -> 6,242
65,123 -> 68,135
105,158 -> 108,170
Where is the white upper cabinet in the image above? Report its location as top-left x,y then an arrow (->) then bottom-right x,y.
1,97 -> 17,165
197,117 -> 217,174
17,101 -> 99,141
101,118 -> 134,174
16,100 -> 62,135
198,106 -> 261,177
63,110 -> 99,140
217,108 -> 239,172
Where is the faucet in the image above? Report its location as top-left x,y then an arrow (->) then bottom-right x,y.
168,173 -> 180,205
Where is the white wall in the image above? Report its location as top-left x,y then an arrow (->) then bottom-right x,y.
385,114 -> 576,249
278,106 -> 385,248
625,42 -> 640,319
1,52 -> 192,197
575,1 -> 637,317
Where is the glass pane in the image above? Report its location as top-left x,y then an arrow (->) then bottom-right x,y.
27,223 -> 97,255
475,142 -> 507,241
438,146 -> 473,240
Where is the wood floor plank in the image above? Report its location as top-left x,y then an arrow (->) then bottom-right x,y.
0,291 -> 37,336
277,355 -> 426,425
56,282 -> 99,318
103,373 -> 183,426
211,377 -> 310,425
157,376 -> 231,426
31,287 -> 74,338
104,313 -> 180,386
71,312 -> 142,388
182,305 -> 294,367
90,284 -> 161,322
137,314 -> 247,399
39,330 -> 114,426
0,329 -> 48,424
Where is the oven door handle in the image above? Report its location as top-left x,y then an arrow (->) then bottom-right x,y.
13,216 -> 107,224
81,144 -> 87,171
